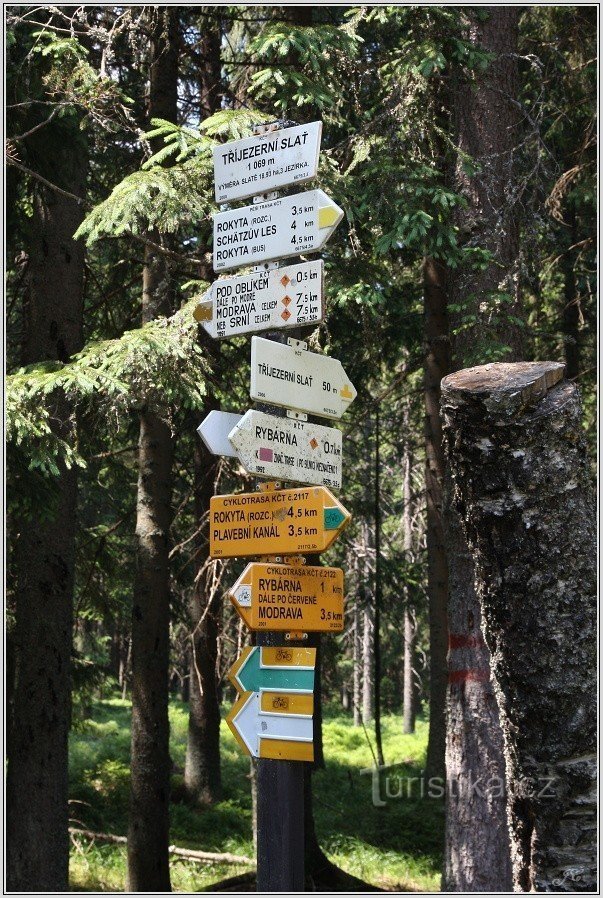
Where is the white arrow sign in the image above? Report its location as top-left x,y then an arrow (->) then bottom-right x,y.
194,260 -> 324,339
228,409 -> 342,489
197,410 -> 242,458
250,336 -> 357,420
213,121 -> 322,204
213,189 -> 344,272
228,690 -> 313,758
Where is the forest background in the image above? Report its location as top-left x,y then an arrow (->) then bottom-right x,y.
5,4 -> 597,893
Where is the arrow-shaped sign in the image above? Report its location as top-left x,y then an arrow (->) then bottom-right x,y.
226,646 -> 316,761
209,485 -> 350,559
213,189 -> 344,272
228,409 -> 342,489
197,410 -> 242,458
226,690 -> 314,761
213,121 -> 322,204
229,646 -> 316,692
193,259 -> 324,339
228,563 -> 344,632
250,336 -> 357,420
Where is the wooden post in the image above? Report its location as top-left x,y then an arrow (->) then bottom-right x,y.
441,361 -> 596,892
256,625 -> 305,892
254,324 -> 306,892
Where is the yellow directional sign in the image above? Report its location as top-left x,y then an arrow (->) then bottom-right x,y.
209,486 -> 350,559
226,646 -> 316,762
228,563 -> 344,632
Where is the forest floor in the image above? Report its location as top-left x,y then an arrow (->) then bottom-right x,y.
69,694 -> 443,892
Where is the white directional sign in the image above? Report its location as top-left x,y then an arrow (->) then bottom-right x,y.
213,189 -> 344,272
213,121 -> 322,204
250,336 -> 357,420
227,690 -> 314,761
197,410 -> 242,458
194,260 -> 324,339
228,410 -> 342,489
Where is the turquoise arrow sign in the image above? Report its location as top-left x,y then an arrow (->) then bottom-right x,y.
229,646 -> 316,693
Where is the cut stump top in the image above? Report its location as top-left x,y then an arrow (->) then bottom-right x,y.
441,361 -> 565,416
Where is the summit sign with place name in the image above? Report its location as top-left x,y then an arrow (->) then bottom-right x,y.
213,121 -> 322,204
194,260 -> 323,339
212,189 -> 343,272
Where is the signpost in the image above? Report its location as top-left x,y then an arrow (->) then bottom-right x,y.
196,410 -> 242,458
228,409 -> 342,488
209,485 -> 350,558
193,259 -> 324,339
226,646 -> 316,761
212,189 -> 343,272
202,118 -> 353,891
228,562 -> 344,632
250,336 -> 357,420
213,121 -> 322,203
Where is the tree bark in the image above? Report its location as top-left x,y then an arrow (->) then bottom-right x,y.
441,361 -> 596,892
7,157 -> 86,891
442,9 -> 522,889
362,603 -> 374,725
402,422 -> 415,735
561,203 -> 580,379
183,5 -> 223,807
184,414 -> 222,805
352,593 -> 362,727
423,256 -> 451,780
198,7 -> 222,119
127,8 -> 178,892
373,405 -> 385,766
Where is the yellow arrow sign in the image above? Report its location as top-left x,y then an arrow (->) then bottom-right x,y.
209,486 -> 350,559
228,563 -> 344,632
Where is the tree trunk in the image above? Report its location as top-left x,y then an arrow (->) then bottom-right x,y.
183,6 -> 223,807
373,405 -> 385,766
423,256 -> 451,780
402,420 -> 415,735
198,7 -> 222,119
362,604 -> 373,725
443,480 -> 512,891
184,417 -> 222,805
441,361 -> 596,892
402,610 -> 414,735
442,9 -> 522,889
250,759 -> 258,852
7,158 -> 86,891
561,204 -> 580,379
127,8 -> 178,892
353,594 -> 362,727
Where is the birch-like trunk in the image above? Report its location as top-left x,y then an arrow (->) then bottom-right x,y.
442,362 -> 596,892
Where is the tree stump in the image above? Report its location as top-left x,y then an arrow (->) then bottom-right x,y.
441,362 -> 596,892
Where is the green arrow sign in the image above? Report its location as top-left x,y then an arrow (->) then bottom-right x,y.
229,646 -> 315,693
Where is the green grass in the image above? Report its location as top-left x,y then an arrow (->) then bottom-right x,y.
68,696 -> 443,891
